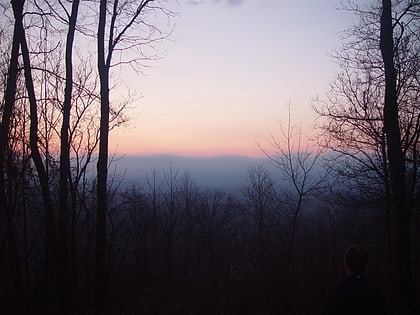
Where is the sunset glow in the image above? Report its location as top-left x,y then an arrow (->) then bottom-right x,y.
109,0 -> 354,157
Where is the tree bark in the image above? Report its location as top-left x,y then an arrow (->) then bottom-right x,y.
94,1 -> 159,313
380,0 -> 415,313
95,1 -> 110,314
0,3 -> 20,200
0,3 -> 25,312
16,1 -> 60,313
58,1 -> 80,314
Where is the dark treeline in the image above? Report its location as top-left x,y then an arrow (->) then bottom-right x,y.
0,0 -> 419,314
1,157 -> 417,315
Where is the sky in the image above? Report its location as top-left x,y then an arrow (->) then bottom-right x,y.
110,0 -> 356,158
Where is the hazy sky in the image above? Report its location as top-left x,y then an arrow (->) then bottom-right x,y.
110,0 -> 355,157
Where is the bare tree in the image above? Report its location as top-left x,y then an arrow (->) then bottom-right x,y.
313,0 -> 419,201
11,1 -> 62,314
161,163 -> 182,287
94,1 -> 171,313
56,2 -> 80,313
313,1 -> 418,312
145,165 -> 163,283
260,109 -> 328,268
0,2 -> 24,313
380,0 -> 416,312
244,164 -> 276,261
179,170 -> 199,279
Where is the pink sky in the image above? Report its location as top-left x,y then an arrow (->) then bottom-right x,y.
109,0 -> 354,157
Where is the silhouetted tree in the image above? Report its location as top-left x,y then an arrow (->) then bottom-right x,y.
94,1 -> 171,313
57,2 -> 80,313
313,1 -> 418,312
261,109 -> 327,269
244,164 -> 276,261
0,2 -> 24,313
179,170 -> 200,279
13,1 -> 62,314
380,0 -> 416,312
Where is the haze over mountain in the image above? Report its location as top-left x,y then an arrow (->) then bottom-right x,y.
115,154 -> 273,192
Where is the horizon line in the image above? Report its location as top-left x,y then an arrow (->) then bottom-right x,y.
112,152 -> 268,159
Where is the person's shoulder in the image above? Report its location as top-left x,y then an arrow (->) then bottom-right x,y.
325,276 -> 386,315
329,275 -> 374,295
330,275 -> 358,288
326,277 -> 351,298
352,276 -> 381,292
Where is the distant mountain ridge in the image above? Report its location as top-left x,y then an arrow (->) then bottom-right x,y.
115,154 -> 270,192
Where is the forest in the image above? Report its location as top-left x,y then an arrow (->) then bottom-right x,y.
0,0 -> 419,314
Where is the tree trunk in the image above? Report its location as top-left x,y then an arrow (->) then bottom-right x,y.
380,1 -> 414,313
0,2 -> 20,204
16,0 -> 60,312
57,2 -> 80,314
95,0 -> 110,314
0,5 -> 24,313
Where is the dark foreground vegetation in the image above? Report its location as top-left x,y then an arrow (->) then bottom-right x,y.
0,0 -> 419,314
1,161 -> 419,315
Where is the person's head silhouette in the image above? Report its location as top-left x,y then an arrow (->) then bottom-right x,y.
343,245 -> 368,276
